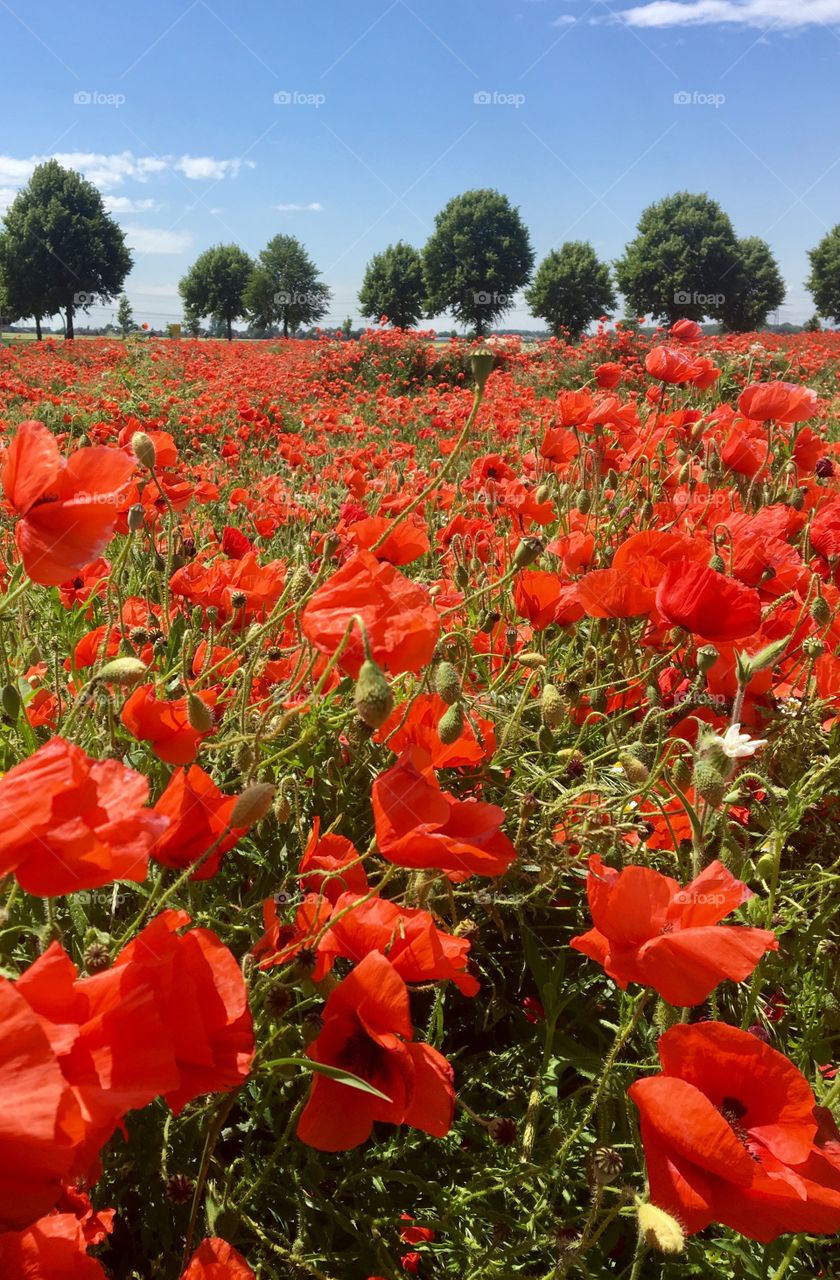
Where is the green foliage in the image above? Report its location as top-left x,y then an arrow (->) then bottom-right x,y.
525,241 -> 617,339
0,160 -> 132,338
242,235 -> 330,337
179,243 -> 254,340
423,188 -> 535,335
807,224 -> 840,322
614,191 -> 740,324
720,237 -> 786,331
358,240 -> 425,329
116,294 -> 135,336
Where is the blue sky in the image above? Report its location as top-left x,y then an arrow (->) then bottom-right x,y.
2,0 -> 839,328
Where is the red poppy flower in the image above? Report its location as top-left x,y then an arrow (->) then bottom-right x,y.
297,951 -> 454,1151
169,551 -> 285,623
0,1211 -> 112,1279
738,382 -> 817,423
670,318 -> 703,344
252,893 -> 334,979
594,362 -> 622,389
346,515 -> 431,565
400,1212 -> 435,1244
644,346 -> 700,384
121,685 -> 216,765
570,855 -> 777,1005
320,892 -> 479,996
301,549 -> 440,677
181,1237 -> 256,1279
2,420 -> 133,586
372,747 -> 516,879
221,525 -> 252,560
629,1022 -> 840,1241
514,570 -> 585,630
150,766 -> 246,879
0,737 -> 168,896
298,817 -> 369,903
655,560 -> 761,641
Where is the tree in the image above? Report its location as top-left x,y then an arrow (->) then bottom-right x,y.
358,242 -> 424,329
0,160 -> 132,339
179,244 -> 253,341
614,192 -> 740,325
806,225 -> 840,323
117,294 -> 135,335
525,242 -> 616,340
243,236 -> 330,338
422,189 -> 534,336
183,306 -> 202,338
719,238 -> 785,332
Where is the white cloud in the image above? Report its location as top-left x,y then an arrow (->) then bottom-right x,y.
124,226 -> 193,254
275,201 -> 324,212
0,186 -> 18,212
619,0 -> 840,25
550,13 -> 577,22
0,151 -> 254,196
103,195 -> 161,214
175,156 -> 256,180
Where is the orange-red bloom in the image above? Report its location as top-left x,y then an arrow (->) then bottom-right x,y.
372,747 -> 516,879
150,765 -> 246,879
570,855 -> 777,1005
655,560 -> 761,641
297,952 -> 454,1151
2,420 -> 133,585
181,1237 -> 256,1279
121,685 -> 216,765
0,737 -> 168,896
738,381 -> 817,423
629,1022 -> 840,1241
301,550 -> 440,676
298,816 -> 368,903
0,1210 -> 112,1279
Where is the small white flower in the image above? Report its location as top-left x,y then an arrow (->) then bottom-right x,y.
717,723 -> 767,760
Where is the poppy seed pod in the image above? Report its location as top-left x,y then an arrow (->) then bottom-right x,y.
696,644 -> 719,675
470,347 -> 495,393
636,1203 -> 684,1255
353,658 -> 394,729
230,782 -> 275,829
131,431 -> 157,470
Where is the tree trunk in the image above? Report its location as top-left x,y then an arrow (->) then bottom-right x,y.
226,317 -> 232,341
35,316 -> 42,341
283,316 -> 289,338
65,307 -> 74,340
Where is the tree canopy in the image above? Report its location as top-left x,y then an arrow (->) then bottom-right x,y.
358,242 -> 425,329
243,236 -> 330,337
526,242 -> 616,339
179,244 -> 254,341
806,225 -> 840,323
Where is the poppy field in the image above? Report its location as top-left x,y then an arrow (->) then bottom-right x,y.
2,322 -> 840,1279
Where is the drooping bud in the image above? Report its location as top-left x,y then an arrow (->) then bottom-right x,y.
131,431 -> 157,470
437,701 -> 465,745
187,692 -> 215,732
708,553 -> 725,573
95,656 -> 148,686
576,489 -> 592,514
618,753 -> 649,785
513,536 -> 544,570
353,658 -> 394,729
811,594 -> 831,626
517,651 -> 547,669
230,782 -> 276,829
434,661 -> 461,706
1,684 -> 20,719
541,683 -> 564,729
127,503 -> 146,532
636,1203 -> 685,1255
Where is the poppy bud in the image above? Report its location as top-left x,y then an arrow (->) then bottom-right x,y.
187,692 -> 215,732
230,782 -> 275,829
708,553 -> 725,573
692,756 -> 728,807
127,503 -> 146,532
619,753 -> 649,785
641,499 -> 654,521
535,483 -> 551,503
478,610 -> 500,633
437,701 -> 464,745
95,656 -> 148,686
353,658 -> 394,729
576,489 -> 592,514
513,536 -> 544,569
517,651 -> 547,669
454,564 -> 470,592
288,565 -> 313,599
131,431 -> 157,470
671,755 -> 691,789
589,688 -> 607,713
537,724 -> 555,753
811,594 -> 831,625
1,684 -> 20,719
787,487 -> 805,510
541,683 -> 564,729
274,786 -> 292,824
470,347 -> 495,393
434,661 -> 461,706
636,1203 -> 684,1254
696,644 -> 719,675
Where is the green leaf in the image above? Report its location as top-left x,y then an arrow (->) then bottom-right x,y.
265,1056 -> 392,1102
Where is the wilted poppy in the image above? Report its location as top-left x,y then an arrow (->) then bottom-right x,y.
629,1022 -> 840,1241
297,952 -> 454,1151
570,855 -> 777,1005
2,420 -> 133,586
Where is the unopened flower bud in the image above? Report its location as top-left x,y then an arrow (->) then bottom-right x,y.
708,553 -> 725,573
437,701 -> 465,745
1,684 -> 20,719
95,656 -> 148,686
576,489 -> 592,514
187,692 -> 215,732
517,650 -> 547,669
811,594 -> 831,625
513,537 -> 544,569
434,661 -> 461,706
131,431 -> 156,470
541,683 -> 564,729
353,658 -> 394,729
619,752 -> 649,785
127,503 -> 146,532
636,1203 -> 684,1255
231,782 -> 275,829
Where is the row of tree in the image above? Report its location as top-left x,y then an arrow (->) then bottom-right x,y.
4,163 -> 840,338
